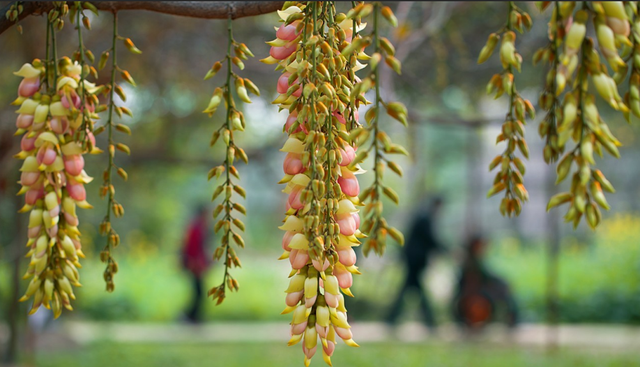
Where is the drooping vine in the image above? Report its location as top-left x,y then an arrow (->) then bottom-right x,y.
95,10 -> 140,292
479,2 -> 536,217
354,2 -> 407,256
205,13 -> 258,305
263,2 -> 404,365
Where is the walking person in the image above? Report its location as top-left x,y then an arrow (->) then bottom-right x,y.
385,197 -> 445,331
180,205 -> 212,323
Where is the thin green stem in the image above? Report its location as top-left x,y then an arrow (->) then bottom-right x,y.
45,17 -> 51,93
221,13 -> 234,291
50,21 -> 59,84
371,2 -> 382,209
76,5 -> 90,141
104,12 -> 118,255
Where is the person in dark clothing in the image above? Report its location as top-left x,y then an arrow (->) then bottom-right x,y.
181,205 -> 211,323
386,197 -> 445,330
452,235 -> 518,330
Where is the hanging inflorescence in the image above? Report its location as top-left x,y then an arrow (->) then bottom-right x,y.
15,2 -> 101,317
536,1 -> 632,229
204,14 -> 258,305
263,2 -> 405,365
95,9 -> 140,292
12,1 -> 140,314
479,1 -> 637,229
479,1 -> 536,217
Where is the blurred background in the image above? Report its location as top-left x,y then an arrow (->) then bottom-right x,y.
1,2 -> 640,366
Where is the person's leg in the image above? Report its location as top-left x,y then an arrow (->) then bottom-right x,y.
192,276 -> 204,322
186,273 -> 202,322
416,276 -> 437,329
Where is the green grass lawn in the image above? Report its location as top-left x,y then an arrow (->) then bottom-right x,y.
30,341 -> 640,367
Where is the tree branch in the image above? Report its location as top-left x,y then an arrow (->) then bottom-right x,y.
0,1 -> 284,35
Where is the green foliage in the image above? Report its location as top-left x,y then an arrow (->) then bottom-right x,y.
488,212 -> 640,324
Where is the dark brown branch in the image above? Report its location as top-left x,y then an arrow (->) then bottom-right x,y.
0,1 -> 284,35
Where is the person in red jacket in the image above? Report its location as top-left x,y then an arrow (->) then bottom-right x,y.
181,205 -> 211,323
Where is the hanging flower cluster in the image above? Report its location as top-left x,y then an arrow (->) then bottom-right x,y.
205,15 -> 258,305
534,1 -> 632,229
479,2 -> 536,217
478,1 -> 640,228
263,2 -> 404,365
15,4 -> 101,317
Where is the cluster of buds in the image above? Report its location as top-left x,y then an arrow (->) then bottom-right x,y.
265,2 -> 405,365
265,2 -> 369,365
14,55 -> 98,317
537,1 -> 631,229
4,1 -> 24,34
534,1 -> 574,164
205,16 -> 257,304
479,2 -> 535,217
94,9 -> 139,291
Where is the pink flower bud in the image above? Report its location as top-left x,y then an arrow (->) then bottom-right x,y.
72,238 -> 82,250
353,212 -> 360,230
606,16 -> 630,36
46,224 -> 58,238
312,257 -> 330,272
291,321 -> 307,336
336,212 -> 357,236
338,145 -> 356,166
64,212 -> 79,227
25,188 -> 44,205
18,77 -> 40,98
333,109 -> 359,125
305,294 -> 317,308
21,133 -> 37,151
37,146 -> 57,166
334,266 -> 353,289
323,340 -> 335,356
338,170 -> 359,197
285,111 -> 307,134
288,187 -> 304,210
338,248 -> 357,267
286,290 -> 304,307
303,345 -> 317,359
290,249 -> 309,269
277,72 -> 301,97
276,22 -> 300,41
335,326 -> 352,340
67,182 -> 86,201
270,44 -> 297,60
28,225 -> 41,239
345,29 -> 353,43
50,117 -> 69,134
60,90 -> 81,109
16,114 -> 34,129
324,292 -> 338,308
282,230 -> 296,251
64,154 -> 84,176
20,171 -> 40,187
316,324 -> 328,338
283,153 -> 305,175
49,205 -> 60,218
86,131 -> 96,148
